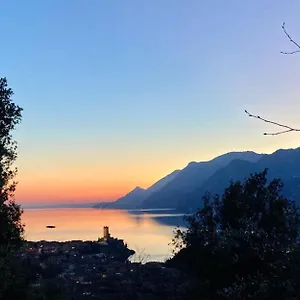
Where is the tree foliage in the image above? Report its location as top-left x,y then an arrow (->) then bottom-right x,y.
169,170 -> 300,299
0,77 -> 23,249
0,77 -> 24,299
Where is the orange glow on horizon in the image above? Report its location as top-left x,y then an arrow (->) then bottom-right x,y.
16,184 -> 137,204
15,177 -> 155,204
14,158 -> 185,205
15,140 -> 300,205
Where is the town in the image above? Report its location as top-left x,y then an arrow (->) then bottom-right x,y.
19,227 -> 192,299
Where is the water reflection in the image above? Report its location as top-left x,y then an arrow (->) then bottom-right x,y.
130,214 -> 187,228
127,208 -> 188,227
151,215 -> 188,227
22,208 -> 186,261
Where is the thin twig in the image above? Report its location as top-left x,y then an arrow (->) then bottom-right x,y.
281,50 -> 300,55
281,22 -> 300,55
245,110 -> 300,136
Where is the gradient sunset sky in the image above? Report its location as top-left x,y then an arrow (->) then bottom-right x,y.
1,1 -> 300,205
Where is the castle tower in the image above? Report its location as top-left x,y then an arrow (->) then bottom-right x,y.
103,226 -> 110,241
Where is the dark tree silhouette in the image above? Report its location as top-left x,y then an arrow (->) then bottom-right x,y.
169,170 -> 300,299
0,77 -> 25,299
0,77 -> 23,248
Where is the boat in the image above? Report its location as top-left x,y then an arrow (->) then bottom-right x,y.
46,225 -> 56,229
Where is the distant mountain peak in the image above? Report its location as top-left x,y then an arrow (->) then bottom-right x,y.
93,169 -> 181,209
273,147 -> 300,154
187,161 -> 198,166
126,186 -> 146,196
186,151 -> 261,166
133,186 -> 144,191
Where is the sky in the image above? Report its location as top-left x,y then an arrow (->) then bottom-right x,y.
1,1 -> 300,205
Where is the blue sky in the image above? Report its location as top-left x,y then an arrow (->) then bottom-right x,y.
1,1 -> 300,203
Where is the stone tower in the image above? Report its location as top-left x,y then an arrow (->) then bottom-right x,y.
103,226 -> 110,241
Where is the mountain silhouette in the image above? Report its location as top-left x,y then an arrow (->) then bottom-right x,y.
176,147 -> 300,212
95,186 -> 147,209
94,170 -> 180,209
140,151 -> 262,209
94,147 -> 300,212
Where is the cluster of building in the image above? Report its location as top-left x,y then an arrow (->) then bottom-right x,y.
19,227 -> 190,299
22,226 -> 130,257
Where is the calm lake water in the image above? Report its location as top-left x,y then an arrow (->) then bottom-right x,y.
22,208 -> 187,262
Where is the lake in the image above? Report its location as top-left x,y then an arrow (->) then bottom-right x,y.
22,208 -> 187,262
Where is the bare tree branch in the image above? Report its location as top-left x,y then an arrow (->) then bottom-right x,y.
281,50 -> 300,55
246,24 -> 300,136
131,247 -> 150,264
245,110 -> 300,136
281,22 -> 300,55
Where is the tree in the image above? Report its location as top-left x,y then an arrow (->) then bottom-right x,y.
169,170 -> 300,299
0,77 -> 24,299
0,77 -> 23,248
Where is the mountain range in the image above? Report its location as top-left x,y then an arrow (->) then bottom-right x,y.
94,170 -> 180,209
94,147 -> 300,212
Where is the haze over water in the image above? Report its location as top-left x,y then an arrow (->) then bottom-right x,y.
22,208 -> 186,262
